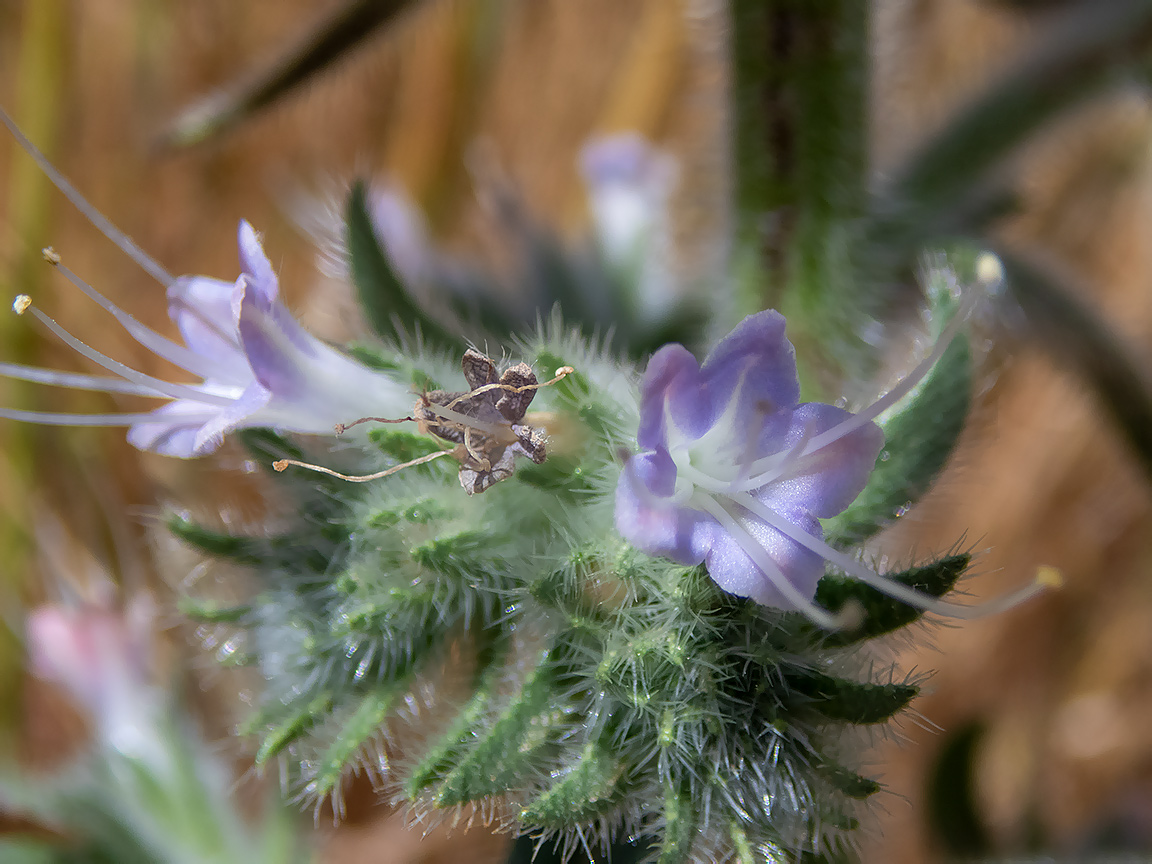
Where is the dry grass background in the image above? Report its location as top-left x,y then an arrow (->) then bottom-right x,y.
2,1 -> 1152,862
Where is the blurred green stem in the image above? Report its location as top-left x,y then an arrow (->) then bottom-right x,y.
730,0 -> 868,394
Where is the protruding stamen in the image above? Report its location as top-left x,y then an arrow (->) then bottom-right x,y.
733,491 -> 1054,620
334,415 -> 414,435
738,290 -> 979,488
13,295 -> 31,315
272,448 -> 451,482
1035,565 -> 1064,589
46,256 -> 238,382
0,408 -> 214,426
0,107 -> 174,286
0,361 -> 168,396
694,494 -> 853,630
22,300 -> 236,407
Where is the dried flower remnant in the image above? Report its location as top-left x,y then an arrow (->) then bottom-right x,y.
415,348 -> 552,494
616,306 -> 1052,627
274,348 -> 573,493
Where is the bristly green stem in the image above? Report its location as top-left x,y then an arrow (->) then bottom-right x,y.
730,0 -> 869,395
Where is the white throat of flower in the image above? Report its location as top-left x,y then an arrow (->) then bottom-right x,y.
658,294 -> 1057,629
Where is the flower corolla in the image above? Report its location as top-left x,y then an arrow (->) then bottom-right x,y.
615,311 -> 884,625
1,222 -> 410,457
616,306 -> 1053,627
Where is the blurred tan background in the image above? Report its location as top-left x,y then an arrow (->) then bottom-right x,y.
3,1 -> 1152,862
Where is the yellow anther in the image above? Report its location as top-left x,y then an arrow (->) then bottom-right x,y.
41,247 -> 60,265
1035,565 -> 1064,590
12,295 -> 31,315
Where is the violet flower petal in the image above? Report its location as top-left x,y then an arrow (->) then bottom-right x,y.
757,402 -> 885,519
237,220 -> 280,304
697,310 -> 800,436
167,275 -> 246,364
704,509 -> 826,608
616,309 -> 885,619
191,382 -> 274,455
615,452 -> 716,565
636,344 -> 700,450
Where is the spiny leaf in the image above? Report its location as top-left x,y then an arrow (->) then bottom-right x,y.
253,694 -> 334,768
811,554 -> 970,647
305,684 -> 406,801
824,333 -> 971,547
405,639 -> 511,797
729,822 -> 757,864
519,742 -> 626,828
410,530 -> 490,578
786,671 -> 917,724
431,657 -> 561,807
819,763 -> 882,800
657,780 -> 696,864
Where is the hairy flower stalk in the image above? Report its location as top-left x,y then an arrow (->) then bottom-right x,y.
616,301 -> 1053,627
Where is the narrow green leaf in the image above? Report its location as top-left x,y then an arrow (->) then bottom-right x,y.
405,639 -> 511,797
519,741 -> 625,828
431,658 -> 560,807
176,596 -> 252,624
819,763 -> 881,800
253,694 -> 334,768
786,671 -> 917,724
657,780 -> 696,864
729,822 -> 756,864
811,554 -> 970,647
346,181 -> 454,348
824,333 -> 971,547
999,246 -> 1152,484
410,530 -> 489,578
167,515 -> 266,567
307,685 -> 406,801
159,0 -> 415,147
875,0 -> 1152,246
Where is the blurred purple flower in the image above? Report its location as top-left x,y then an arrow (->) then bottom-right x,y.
2,222 -> 409,457
615,310 -> 885,626
368,185 -> 439,289
579,133 -> 678,318
26,599 -> 161,761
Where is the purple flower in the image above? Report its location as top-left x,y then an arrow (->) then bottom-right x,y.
2,222 -> 410,457
616,311 -> 885,625
616,305 -> 1058,626
26,598 -> 162,761
579,134 -> 678,318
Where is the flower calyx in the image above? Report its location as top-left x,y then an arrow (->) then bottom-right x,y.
414,348 -> 560,494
